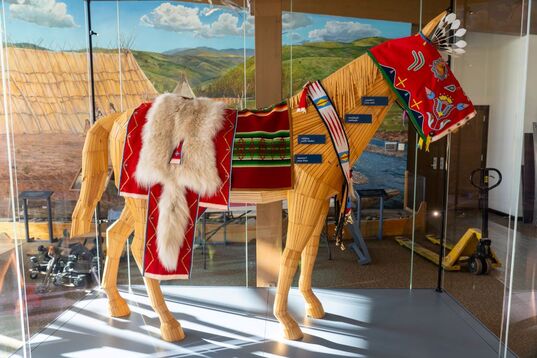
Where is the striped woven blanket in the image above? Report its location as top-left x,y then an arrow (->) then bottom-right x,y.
231,102 -> 293,190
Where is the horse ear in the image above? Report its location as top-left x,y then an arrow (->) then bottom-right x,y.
421,11 -> 449,38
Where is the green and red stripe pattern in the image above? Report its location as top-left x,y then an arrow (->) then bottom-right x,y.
231,103 -> 293,190
233,130 -> 291,167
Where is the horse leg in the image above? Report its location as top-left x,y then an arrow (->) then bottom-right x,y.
299,200 -> 329,319
274,183 -> 331,340
128,198 -> 185,342
101,206 -> 134,317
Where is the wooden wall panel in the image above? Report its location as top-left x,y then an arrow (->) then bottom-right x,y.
254,0 -> 283,287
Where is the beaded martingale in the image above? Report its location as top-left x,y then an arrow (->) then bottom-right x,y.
298,81 -> 353,249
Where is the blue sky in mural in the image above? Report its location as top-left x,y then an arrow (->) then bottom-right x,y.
5,0 -> 410,52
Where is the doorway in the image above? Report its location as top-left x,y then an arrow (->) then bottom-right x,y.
449,106 -> 489,210
407,105 -> 489,235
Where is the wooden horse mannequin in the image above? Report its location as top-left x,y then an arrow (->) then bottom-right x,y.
70,13 -> 446,341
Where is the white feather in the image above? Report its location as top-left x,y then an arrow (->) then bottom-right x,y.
451,19 -> 461,30
442,29 -> 467,43
454,28 -> 467,37
442,48 -> 465,56
445,13 -> 457,23
455,40 -> 467,48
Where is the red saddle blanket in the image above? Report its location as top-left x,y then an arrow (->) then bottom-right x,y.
119,103 -> 236,279
118,101 -> 292,280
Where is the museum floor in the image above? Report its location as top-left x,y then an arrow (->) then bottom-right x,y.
4,210 -> 537,357
14,286 -> 515,358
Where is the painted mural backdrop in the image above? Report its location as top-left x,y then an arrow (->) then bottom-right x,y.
282,12 -> 411,208
0,0 -> 410,222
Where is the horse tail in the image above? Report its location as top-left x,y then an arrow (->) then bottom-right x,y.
71,112 -> 124,237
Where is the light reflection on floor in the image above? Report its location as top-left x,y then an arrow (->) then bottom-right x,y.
13,287 -> 514,358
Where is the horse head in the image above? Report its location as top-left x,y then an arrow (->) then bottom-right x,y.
368,11 -> 474,148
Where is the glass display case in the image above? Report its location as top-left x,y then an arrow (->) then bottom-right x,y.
1,0 -> 535,357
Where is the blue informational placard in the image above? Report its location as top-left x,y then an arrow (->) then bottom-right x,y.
294,154 -> 322,164
297,135 -> 326,144
345,114 -> 372,123
361,96 -> 389,106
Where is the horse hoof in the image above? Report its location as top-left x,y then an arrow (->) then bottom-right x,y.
161,321 -> 186,342
108,298 -> 131,317
306,303 -> 325,319
283,323 -> 304,340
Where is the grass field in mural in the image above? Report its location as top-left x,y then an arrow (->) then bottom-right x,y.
131,47 -> 255,95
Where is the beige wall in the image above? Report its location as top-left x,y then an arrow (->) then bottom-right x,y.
452,32 -> 531,214
524,35 -> 537,133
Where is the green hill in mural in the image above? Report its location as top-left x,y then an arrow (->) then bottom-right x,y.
8,42 -> 49,50
195,36 -> 388,99
128,37 -> 388,96
131,48 -> 249,94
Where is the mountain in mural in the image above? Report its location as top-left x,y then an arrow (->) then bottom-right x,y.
164,47 -> 255,57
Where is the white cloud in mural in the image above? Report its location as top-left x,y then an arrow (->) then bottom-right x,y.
8,0 -> 78,28
308,21 -> 381,42
141,3 -> 253,37
141,3 -> 203,32
289,32 -> 304,42
242,15 -> 254,36
198,12 -> 241,37
282,13 -> 312,31
198,13 -> 254,38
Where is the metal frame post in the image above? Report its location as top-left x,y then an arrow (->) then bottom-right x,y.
46,196 -> 53,242
23,198 -> 30,242
85,0 -> 103,253
436,2 -> 454,293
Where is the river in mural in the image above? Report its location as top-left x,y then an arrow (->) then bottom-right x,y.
353,141 -> 407,209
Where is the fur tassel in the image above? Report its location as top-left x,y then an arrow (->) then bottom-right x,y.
156,185 -> 189,271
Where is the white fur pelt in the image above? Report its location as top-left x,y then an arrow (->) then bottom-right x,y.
135,94 -> 226,271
